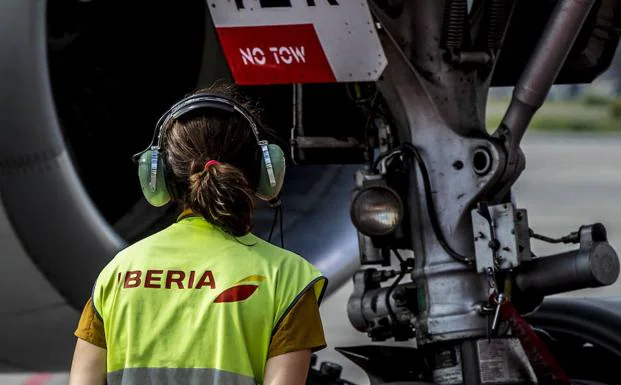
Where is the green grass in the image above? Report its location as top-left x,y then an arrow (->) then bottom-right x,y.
486,100 -> 621,133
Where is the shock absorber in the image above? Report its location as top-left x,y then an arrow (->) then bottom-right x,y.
442,0 -> 468,50
487,0 -> 508,49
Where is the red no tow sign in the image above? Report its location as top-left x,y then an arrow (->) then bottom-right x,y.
207,0 -> 388,85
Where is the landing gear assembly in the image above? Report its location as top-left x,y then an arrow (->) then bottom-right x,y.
308,0 -> 621,384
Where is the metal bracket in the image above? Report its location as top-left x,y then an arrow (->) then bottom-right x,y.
472,203 -> 531,273
289,83 -> 369,164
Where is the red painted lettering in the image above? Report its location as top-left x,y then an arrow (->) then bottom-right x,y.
124,271 -> 142,288
121,269 -> 216,289
165,270 -> 186,289
195,271 -> 216,289
145,270 -> 163,288
188,271 -> 196,288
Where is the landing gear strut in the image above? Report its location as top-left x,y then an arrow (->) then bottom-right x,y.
337,0 -> 621,384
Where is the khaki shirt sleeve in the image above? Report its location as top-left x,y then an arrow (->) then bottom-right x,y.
74,297 -> 107,349
268,289 -> 327,358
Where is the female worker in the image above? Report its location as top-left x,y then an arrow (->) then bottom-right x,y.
68,83 -> 328,385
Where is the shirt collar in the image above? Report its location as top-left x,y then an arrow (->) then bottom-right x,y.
176,208 -> 199,222
175,208 -> 257,246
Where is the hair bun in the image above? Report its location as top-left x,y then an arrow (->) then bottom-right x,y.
188,163 -> 255,236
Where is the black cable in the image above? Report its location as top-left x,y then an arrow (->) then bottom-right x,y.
404,143 -> 473,264
385,249 -> 414,336
393,248 -> 405,264
374,143 -> 473,264
385,253 -> 407,327
385,271 -> 406,326
268,205 -> 279,243
529,228 -> 582,245
530,231 -> 563,244
267,199 -> 285,248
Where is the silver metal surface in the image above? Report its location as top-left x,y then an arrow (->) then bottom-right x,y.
515,209 -> 532,263
501,0 -> 598,143
347,269 -> 416,339
475,338 -> 537,384
291,83 -> 304,162
293,84 -> 304,136
371,1 -> 507,344
516,242 -> 620,297
376,118 -> 392,154
472,203 -> 529,273
472,210 -> 498,274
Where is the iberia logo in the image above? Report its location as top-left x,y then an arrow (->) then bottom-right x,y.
214,275 -> 266,303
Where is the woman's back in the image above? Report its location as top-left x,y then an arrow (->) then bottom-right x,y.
69,84 -> 327,385
94,215 -> 326,385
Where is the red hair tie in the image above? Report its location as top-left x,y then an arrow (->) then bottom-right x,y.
204,160 -> 221,170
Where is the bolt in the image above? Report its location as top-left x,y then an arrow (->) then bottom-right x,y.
472,148 -> 493,176
320,362 -> 343,380
488,239 -> 500,251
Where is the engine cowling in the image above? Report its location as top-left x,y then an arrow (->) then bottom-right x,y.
0,0 -> 364,314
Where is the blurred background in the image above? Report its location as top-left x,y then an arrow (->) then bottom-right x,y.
2,31 -> 621,385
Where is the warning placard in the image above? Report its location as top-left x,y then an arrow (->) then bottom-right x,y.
207,0 -> 388,85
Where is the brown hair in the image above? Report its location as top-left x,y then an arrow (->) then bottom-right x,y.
161,82 -> 262,236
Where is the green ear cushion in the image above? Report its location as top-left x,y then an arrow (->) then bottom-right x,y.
138,150 -> 172,207
256,144 -> 286,202
139,145 -> 284,205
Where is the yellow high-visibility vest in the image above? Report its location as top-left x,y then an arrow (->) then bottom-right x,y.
92,214 -> 327,385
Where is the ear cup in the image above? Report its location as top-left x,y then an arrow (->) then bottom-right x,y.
138,150 -> 172,207
256,144 -> 286,202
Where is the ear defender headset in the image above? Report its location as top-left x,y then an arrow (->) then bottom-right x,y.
132,92 -> 286,207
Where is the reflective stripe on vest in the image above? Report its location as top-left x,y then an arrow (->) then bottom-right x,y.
93,215 -> 327,384
108,368 -> 257,385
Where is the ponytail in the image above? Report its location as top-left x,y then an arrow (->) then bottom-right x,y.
188,161 -> 255,236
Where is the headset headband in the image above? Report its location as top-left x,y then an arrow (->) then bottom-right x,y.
155,95 -> 263,148
133,93 -> 263,159
132,92 -> 277,189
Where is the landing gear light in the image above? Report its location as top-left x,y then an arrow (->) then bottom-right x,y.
350,185 -> 403,237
